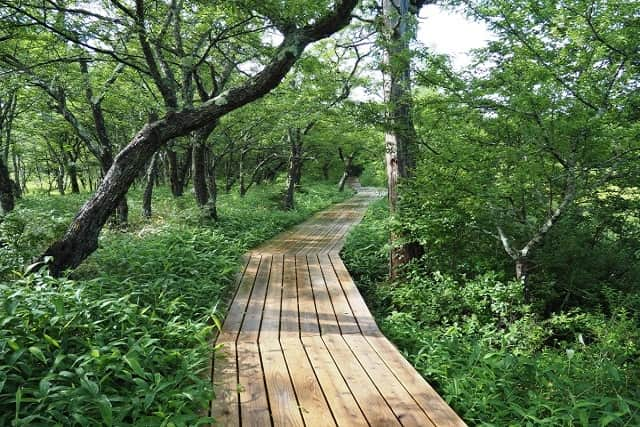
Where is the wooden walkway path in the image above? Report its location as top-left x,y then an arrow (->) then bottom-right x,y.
211,189 -> 466,426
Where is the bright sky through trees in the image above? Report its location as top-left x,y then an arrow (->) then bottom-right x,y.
417,4 -> 495,69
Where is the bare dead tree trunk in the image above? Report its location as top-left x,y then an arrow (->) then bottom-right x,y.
383,0 -> 426,277
142,153 -> 159,218
39,0 -> 359,275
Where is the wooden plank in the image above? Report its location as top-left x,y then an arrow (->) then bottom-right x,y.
322,334 -> 401,426
237,341 -> 271,425
211,341 -> 240,426
218,256 -> 262,342
307,255 -> 341,335
366,335 -> 467,427
318,254 -> 360,334
260,341 -> 305,426
280,255 -> 299,340
328,254 -> 380,336
281,338 -> 336,426
296,255 -> 320,336
260,255 -> 283,341
239,256 -> 272,342
302,336 -> 368,427
344,335 -> 435,427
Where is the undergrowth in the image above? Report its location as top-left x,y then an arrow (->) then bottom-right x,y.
341,199 -> 640,426
0,183 -> 351,426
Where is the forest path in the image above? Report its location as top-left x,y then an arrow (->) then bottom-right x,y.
210,185 -> 466,426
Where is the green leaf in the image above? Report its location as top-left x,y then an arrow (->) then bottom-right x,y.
15,387 -> 22,425
80,375 -> 99,396
124,355 -> 145,377
28,346 -> 46,363
44,334 -> 61,348
97,395 -> 113,426
39,378 -> 50,396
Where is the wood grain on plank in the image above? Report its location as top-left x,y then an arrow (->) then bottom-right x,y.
281,338 -> 336,426
307,254 -> 341,335
344,334 -> 435,427
260,341 -> 304,426
302,336 -> 369,427
323,334 -> 401,426
260,255 -> 283,341
237,341 -> 271,425
211,341 -> 240,426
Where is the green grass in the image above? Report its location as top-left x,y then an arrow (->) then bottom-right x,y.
0,182 -> 352,426
341,200 -> 640,427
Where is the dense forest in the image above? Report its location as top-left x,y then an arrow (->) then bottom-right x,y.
1,0 -> 638,425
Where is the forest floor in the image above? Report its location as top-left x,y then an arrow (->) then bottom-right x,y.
0,183 -> 357,426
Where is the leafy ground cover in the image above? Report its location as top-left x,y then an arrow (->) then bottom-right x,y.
341,199 -> 640,426
0,183 -> 351,426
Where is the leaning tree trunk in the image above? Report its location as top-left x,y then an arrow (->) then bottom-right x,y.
283,128 -> 303,210
0,157 -> 14,214
39,1 -> 359,275
142,153 -> 159,218
383,0 -> 425,277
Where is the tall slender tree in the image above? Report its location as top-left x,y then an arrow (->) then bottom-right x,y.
382,0 -> 433,276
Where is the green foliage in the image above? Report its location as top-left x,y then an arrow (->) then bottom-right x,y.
342,202 -> 640,426
340,199 -> 389,303
0,183 -> 349,425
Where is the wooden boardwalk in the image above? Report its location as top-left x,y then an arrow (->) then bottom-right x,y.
211,189 -> 466,426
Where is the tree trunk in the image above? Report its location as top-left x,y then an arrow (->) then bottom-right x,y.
115,197 -> 128,226
283,128 -> 303,210
239,149 -> 248,196
193,143 -> 209,206
224,155 -> 235,193
322,160 -> 331,180
68,163 -> 80,194
11,150 -> 22,198
39,1 -> 359,275
167,148 -> 184,196
206,156 -> 218,221
383,0 -> 424,277
142,153 -> 159,218
193,121 -> 218,206
0,157 -> 14,214
56,165 -> 65,195
338,149 -> 355,192
515,257 -> 530,301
